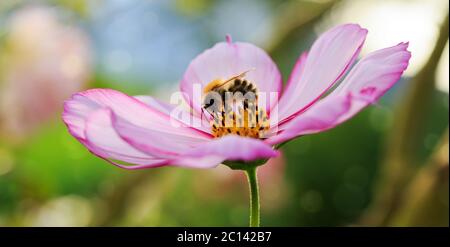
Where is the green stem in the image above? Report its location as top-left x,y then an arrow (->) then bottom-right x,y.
245,167 -> 260,227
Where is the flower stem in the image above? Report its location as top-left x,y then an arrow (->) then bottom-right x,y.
245,167 -> 260,227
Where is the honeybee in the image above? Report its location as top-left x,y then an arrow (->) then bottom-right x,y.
202,70 -> 256,117
201,70 -> 269,138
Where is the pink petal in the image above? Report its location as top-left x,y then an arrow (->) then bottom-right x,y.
112,112 -> 278,167
63,89 -> 211,141
134,95 -> 211,134
267,94 -> 352,145
83,108 -> 169,169
85,107 -> 222,169
168,156 -> 226,169
111,111 -> 208,158
180,38 -> 282,115
283,51 -> 308,95
270,51 -> 308,128
329,42 -> 411,123
275,24 -> 368,124
62,88 -> 213,169
268,42 -> 411,145
134,95 -> 177,116
333,42 -> 411,101
184,135 -> 279,162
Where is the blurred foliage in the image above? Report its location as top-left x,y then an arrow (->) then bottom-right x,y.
174,0 -> 214,17
360,13 -> 449,226
390,129 -> 448,226
0,0 -> 448,226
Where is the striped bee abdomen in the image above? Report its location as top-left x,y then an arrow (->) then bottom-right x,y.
203,77 -> 269,139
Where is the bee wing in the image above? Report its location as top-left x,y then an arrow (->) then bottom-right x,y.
213,69 -> 254,90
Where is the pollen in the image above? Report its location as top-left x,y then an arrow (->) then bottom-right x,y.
202,76 -> 270,139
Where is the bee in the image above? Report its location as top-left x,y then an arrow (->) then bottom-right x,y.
201,70 -> 269,138
202,69 -> 256,113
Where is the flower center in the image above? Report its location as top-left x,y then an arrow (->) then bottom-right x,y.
202,74 -> 270,139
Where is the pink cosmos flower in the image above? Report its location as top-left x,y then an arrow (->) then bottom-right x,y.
62,24 -> 410,170
63,24 -> 411,226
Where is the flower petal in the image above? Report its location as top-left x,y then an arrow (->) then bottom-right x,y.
333,42 -> 411,101
134,95 -> 211,134
328,42 -> 411,123
270,51 -> 308,128
168,156 -> 226,169
63,89 -> 211,141
276,24 -> 367,123
180,38 -> 282,114
134,95 -> 177,116
267,94 -> 352,145
91,111 -> 278,169
83,107 -> 169,169
111,111 -> 207,158
268,42 -> 411,145
62,88 -> 213,169
112,112 -> 278,165
283,51 -> 308,95
184,135 -> 279,162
